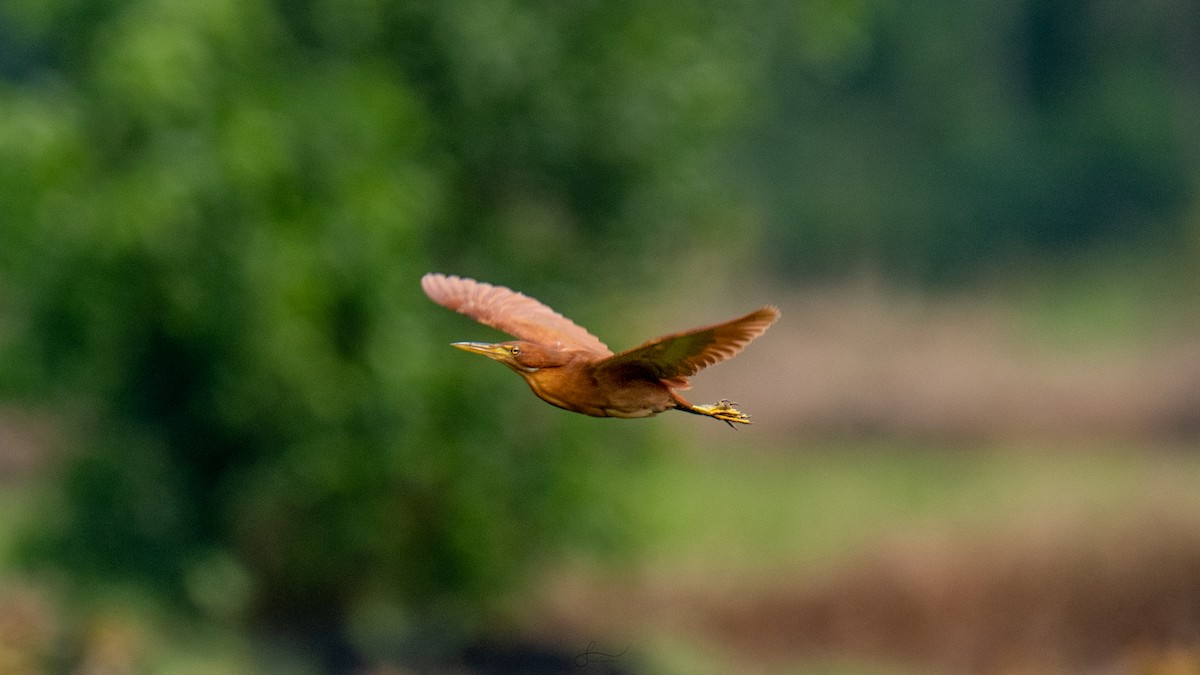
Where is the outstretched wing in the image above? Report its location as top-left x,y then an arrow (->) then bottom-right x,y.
593,307 -> 779,386
421,273 -> 612,356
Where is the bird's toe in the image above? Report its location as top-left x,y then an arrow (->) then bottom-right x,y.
693,401 -> 752,425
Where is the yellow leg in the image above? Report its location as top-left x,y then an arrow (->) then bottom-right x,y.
676,398 -> 752,428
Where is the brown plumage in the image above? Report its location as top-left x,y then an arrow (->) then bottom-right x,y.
421,273 -> 779,426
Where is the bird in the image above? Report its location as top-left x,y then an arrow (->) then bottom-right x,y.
421,273 -> 779,427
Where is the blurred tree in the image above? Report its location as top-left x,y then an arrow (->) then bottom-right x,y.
747,0 -> 1200,282
0,0 -> 767,666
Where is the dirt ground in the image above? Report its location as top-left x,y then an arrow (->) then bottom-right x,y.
692,286 -> 1200,445
529,503 -> 1200,673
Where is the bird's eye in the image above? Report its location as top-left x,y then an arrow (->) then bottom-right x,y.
510,346 -> 521,356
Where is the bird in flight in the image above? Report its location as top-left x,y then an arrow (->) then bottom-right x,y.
421,273 -> 779,427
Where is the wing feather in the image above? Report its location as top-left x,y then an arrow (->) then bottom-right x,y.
593,307 -> 779,384
421,273 -> 612,356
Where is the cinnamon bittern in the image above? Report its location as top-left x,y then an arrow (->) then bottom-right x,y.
421,273 -> 779,427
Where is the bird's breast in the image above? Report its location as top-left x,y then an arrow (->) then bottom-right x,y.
520,366 -> 675,418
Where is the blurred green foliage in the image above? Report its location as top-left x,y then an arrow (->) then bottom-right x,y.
0,0 -> 763,662
747,1 -> 1200,282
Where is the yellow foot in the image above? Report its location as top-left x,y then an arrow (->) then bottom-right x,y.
691,399 -> 752,428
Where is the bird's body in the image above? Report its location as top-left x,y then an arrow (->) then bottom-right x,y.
421,273 -> 779,426
506,349 -> 682,418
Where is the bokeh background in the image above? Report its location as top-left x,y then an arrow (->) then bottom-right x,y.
2,1 -> 1200,673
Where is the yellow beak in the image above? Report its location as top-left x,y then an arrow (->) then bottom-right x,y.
451,342 -> 508,359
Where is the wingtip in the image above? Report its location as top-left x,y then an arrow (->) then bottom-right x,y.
752,305 -> 781,325
420,272 -> 442,296
422,272 -> 478,287
422,272 -> 471,295
421,272 -> 465,303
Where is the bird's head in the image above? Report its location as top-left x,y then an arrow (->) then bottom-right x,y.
451,340 -> 565,374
